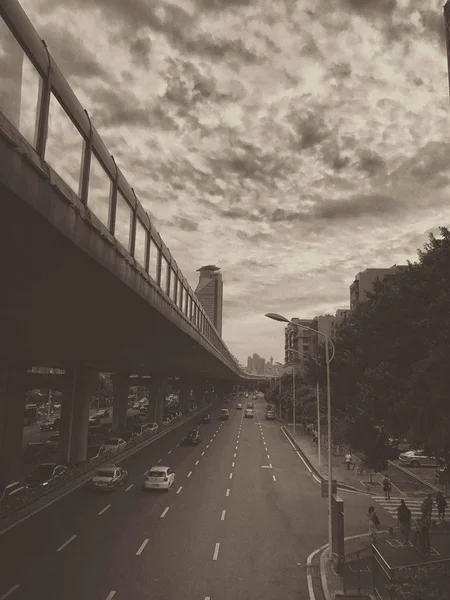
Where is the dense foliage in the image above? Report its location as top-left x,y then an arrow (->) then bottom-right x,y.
304,227 -> 450,466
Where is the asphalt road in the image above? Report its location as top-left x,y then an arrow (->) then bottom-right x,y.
1,396 -> 336,600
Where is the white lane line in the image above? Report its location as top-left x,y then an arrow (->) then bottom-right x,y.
157,458 -> 163,463
221,510 -> 226,521
187,471 -> 192,478
210,439 -> 213,442
235,446 -> 238,450
213,543 -> 220,560
176,486 -> 183,494
98,504 -> 111,515
195,460 -> 199,466
226,488 -> 230,497
176,443 -> 180,447
205,597 -> 211,600
201,451 -> 205,456
233,453 -> 236,457
206,444 -> 210,448
267,454 -> 271,460
136,538 -> 149,555
105,591 -> 116,600
229,473 -> 233,479
273,475 -> 277,481
168,450 -> 172,454
125,484 -> 134,492
0,584 -> 20,600
57,534 -> 77,552
232,462 -> 235,467
161,507 -> 170,518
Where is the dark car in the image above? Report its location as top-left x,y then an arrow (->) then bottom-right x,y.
200,414 -> 211,424
40,417 -> 61,431
183,430 -> 200,445
220,409 -> 229,420
25,463 -> 67,488
89,416 -> 101,426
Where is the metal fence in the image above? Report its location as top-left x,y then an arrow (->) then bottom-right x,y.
343,543 -> 450,599
0,0 -> 248,376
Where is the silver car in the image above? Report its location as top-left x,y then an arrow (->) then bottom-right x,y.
398,450 -> 439,468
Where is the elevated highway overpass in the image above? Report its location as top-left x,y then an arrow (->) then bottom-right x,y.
0,0 -> 267,477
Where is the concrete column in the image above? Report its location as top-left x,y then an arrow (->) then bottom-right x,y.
60,366 -> 96,465
111,373 -> 129,432
149,377 -> 166,425
178,380 -> 191,414
0,366 -> 28,488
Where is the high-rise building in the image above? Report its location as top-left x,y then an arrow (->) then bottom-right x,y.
335,309 -> 350,336
349,265 -> 403,310
284,318 -> 316,377
195,265 -> 223,335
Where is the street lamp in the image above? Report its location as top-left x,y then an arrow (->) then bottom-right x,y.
286,346 -> 322,469
266,312 -> 335,560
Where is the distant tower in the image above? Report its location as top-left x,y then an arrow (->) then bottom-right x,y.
195,265 -> 223,335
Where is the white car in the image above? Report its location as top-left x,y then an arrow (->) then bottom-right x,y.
100,437 -> 126,452
94,409 -> 110,419
142,466 -> 175,491
245,409 -> 254,418
88,466 -> 128,491
236,403 -> 243,409
398,450 -> 439,468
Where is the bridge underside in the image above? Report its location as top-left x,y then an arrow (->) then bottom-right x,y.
0,184 -> 237,380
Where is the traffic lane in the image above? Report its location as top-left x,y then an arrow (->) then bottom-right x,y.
262,417 -> 374,538
102,409 -> 243,598
206,406 -> 321,600
0,410 -> 216,593
11,411 -> 238,599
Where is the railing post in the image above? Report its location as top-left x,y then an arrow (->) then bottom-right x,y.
35,40 -> 52,159
79,109 -> 92,205
109,155 -> 118,235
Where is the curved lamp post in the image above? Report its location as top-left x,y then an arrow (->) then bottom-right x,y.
266,312 -> 335,560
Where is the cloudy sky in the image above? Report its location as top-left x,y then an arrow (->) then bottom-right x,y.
19,0 -> 450,365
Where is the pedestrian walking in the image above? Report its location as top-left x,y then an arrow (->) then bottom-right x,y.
345,452 -> 352,470
421,494 -> 433,518
396,500 -> 412,542
368,506 -> 380,542
421,513 -> 432,554
382,474 -> 392,500
436,491 -> 447,522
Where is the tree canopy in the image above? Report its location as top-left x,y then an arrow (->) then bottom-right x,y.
304,227 -> 450,464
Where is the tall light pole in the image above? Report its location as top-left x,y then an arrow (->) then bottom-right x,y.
286,346 -> 322,469
266,312 -> 335,560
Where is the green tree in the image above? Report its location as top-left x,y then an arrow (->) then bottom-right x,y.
387,564 -> 450,600
304,228 -> 450,464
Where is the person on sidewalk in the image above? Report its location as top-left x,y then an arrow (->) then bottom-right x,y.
382,474 -> 392,500
368,506 -> 380,543
436,491 -> 447,522
345,452 -> 353,470
421,494 -> 433,518
420,513 -> 432,554
396,500 -> 412,542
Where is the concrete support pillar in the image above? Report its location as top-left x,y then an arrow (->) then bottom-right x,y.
60,366 -> 96,465
111,373 -> 129,432
149,377 -> 166,424
0,365 -> 28,487
178,380 -> 191,414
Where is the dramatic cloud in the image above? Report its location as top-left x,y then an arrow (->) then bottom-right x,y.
16,0 -> 450,364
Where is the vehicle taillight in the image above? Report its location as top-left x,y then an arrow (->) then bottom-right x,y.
163,477 -> 168,481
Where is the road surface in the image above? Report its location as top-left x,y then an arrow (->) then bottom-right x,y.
0,396 -> 355,600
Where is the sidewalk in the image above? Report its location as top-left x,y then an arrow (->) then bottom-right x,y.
284,422 -> 383,494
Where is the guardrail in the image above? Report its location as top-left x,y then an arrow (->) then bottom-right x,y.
0,407 -> 208,520
0,0 -> 244,375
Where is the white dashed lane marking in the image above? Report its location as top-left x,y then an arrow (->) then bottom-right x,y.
125,484 -> 133,492
213,543 -> 220,561
273,475 -> 277,481
187,471 -> 192,478
98,504 -> 111,515
176,486 -> 183,494
161,507 -> 170,518
0,585 -> 20,600
226,489 -> 230,497
221,510 -> 226,521
136,539 -> 149,556
229,473 -> 233,479
57,534 -> 77,552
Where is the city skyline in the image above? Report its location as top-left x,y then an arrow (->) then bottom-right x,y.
19,0 -> 450,364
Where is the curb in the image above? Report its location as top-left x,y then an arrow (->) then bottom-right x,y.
0,405 -> 212,535
388,459 -> 440,493
281,426 -> 370,496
